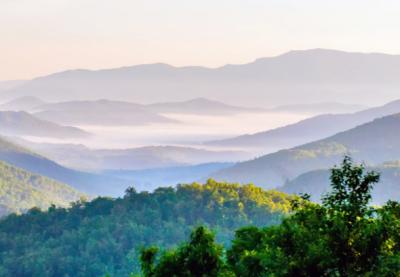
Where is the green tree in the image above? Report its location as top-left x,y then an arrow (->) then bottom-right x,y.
227,156 -> 400,276
147,157 -> 400,276
140,226 -> 226,277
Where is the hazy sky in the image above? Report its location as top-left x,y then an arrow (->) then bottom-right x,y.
1,0 -> 400,80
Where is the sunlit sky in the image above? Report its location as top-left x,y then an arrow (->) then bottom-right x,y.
1,0 -> 400,80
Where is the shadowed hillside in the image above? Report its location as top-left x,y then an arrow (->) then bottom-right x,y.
0,136 -> 129,196
210,113 -> 400,188
206,99 -> 400,151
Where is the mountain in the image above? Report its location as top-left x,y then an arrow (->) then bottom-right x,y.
268,102 -> 367,115
34,99 -> 176,126
103,162 -> 234,191
0,160 -> 85,217
0,96 -> 46,111
0,111 -> 90,138
0,136 -> 129,196
12,140 -> 250,170
209,113 -> 400,188
206,99 -> 400,151
0,96 -> 261,116
0,80 -> 26,92
5,49 -> 400,107
146,98 -> 263,115
0,180 -> 294,276
280,161 -> 400,205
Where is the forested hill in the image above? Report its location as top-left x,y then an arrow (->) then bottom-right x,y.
0,160 -> 85,216
0,180 -> 295,276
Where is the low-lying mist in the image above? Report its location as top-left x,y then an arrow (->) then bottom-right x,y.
21,111 -> 309,150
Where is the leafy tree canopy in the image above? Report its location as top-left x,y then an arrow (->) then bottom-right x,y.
0,180 -> 293,276
142,157 -> 400,276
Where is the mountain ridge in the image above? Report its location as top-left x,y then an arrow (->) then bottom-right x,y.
4,49 -> 400,106
209,112 -> 400,188
0,136 -> 129,196
205,98 -> 400,151
0,111 -> 90,138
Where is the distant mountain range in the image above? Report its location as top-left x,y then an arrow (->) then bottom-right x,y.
280,161 -> 400,205
33,99 -> 176,126
0,97 -> 277,128
3,49 -> 400,106
206,99 -> 400,151
103,162 -> 234,191
0,96 -> 365,121
32,98 -> 268,126
0,111 -> 90,138
0,160 -> 85,217
0,135 -> 246,197
209,113 -> 400,189
13,139 -> 250,170
146,98 -> 264,115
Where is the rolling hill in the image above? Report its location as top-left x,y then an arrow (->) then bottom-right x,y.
146,98 -> 264,115
209,113 -> 400,189
0,136 -> 129,196
0,111 -> 90,138
34,99 -> 176,126
12,140 -> 250,171
4,49 -> 400,107
206,99 -> 400,151
280,161 -> 400,205
0,160 -> 85,217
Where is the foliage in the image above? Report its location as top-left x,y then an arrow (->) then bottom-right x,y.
0,160 -> 84,217
142,157 -> 400,276
0,180 -> 293,276
140,227 -> 226,277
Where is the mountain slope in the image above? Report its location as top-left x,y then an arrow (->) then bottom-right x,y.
12,140 -> 250,170
5,49 -> 400,106
209,113 -> 400,188
268,102 -> 367,115
0,111 -> 90,138
0,160 -> 85,217
0,136 -> 128,196
280,162 -> 400,204
34,99 -> 176,126
206,99 -> 400,151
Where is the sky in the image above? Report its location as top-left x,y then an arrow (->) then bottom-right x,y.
1,0 -> 400,80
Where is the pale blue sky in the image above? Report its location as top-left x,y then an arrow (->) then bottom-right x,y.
1,0 -> 400,80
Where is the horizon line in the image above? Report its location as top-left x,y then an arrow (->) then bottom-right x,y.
2,48 -> 400,82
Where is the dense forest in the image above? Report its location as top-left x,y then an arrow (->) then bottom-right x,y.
0,180 -> 294,276
2,157 -> 400,276
141,157 -> 400,276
